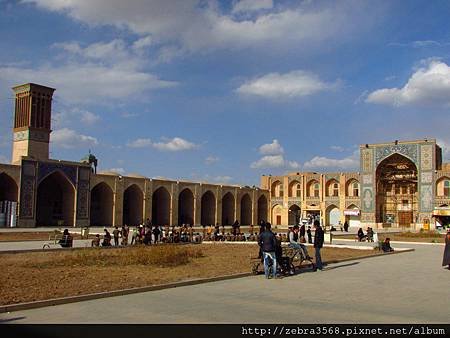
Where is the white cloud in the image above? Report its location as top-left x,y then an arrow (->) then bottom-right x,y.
127,138 -> 153,148
24,0 -> 353,53
80,111 -> 100,125
251,155 -> 300,169
205,156 -> 219,165
303,150 -> 359,170
0,39 -> 177,104
51,128 -> 98,149
52,108 -> 100,128
237,70 -> 338,99
366,60 -> 450,107
259,139 -> 284,155
153,137 -> 198,152
126,137 -> 198,151
232,0 -> 273,14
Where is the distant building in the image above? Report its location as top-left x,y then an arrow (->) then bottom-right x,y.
261,140 -> 450,230
0,83 -> 268,228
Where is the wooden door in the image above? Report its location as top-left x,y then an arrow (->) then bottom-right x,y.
398,211 -> 412,227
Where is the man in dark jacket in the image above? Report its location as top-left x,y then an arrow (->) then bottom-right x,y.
313,220 -> 324,271
258,223 -> 278,279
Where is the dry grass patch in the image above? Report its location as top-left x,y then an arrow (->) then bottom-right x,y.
0,243 -> 380,306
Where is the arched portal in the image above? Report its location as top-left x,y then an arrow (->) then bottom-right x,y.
288,204 -> 301,225
123,184 -> 143,226
257,195 -> 268,223
0,173 -> 18,202
152,187 -> 171,226
376,153 -> 418,226
90,182 -> 113,227
326,205 -> 340,226
272,204 -> 283,226
178,188 -> 194,225
201,191 -> 216,225
240,193 -> 252,225
345,204 -> 360,228
36,171 -> 75,226
221,192 -> 235,225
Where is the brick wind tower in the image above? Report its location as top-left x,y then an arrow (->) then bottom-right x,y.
11,83 -> 55,165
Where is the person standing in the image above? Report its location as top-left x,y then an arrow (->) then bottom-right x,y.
299,223 -> 306,243
258,223 -> 278,279
112,226 -> 120,246
307,226 -> 313,244
313,220 -> 324,271
442,228 -> 450,270
343,221 -> 349,232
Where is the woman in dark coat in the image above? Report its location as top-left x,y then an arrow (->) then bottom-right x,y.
443,229 -> 450,270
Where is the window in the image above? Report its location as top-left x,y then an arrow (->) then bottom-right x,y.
314,183 -> 320,197
402,186 -> 408,195
353,182 -> 359,197
333,183 -> 339,197
279,184 -> 284,197
296,184 -> 301,197
395,185 -> 400,195
445,180 -> 450,197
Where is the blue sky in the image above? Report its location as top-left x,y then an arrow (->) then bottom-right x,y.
1,0 -> 450,186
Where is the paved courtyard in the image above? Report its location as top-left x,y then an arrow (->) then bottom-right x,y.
0,241 -> 448,324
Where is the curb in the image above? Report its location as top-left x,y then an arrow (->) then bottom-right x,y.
0,272 -> 252,314
0,248 -> 415,314
334,238 -> 445,246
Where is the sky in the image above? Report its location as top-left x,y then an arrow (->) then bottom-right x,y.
1,0 -> 450,186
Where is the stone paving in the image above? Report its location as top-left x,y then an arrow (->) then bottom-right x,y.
0,240 -> 448,324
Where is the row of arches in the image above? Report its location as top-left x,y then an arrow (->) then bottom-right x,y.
0,171 -> 269,227
90,183 -> 268,227
271,202 -> 360,226
271,179 -> 360,198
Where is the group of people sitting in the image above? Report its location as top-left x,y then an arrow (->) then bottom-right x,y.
91,223 -> 203,247
357,227 -> 375,242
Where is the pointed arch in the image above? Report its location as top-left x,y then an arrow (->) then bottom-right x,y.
201,190 -> 216,226
36,171 -> 75,226
0,173 -> 18,202
345,179 -> 360,197
271,180 -> 283,197
90,182 -> 113,227
123,184 -> 144,226
152,186 -> 171,226
288,204 -> 301,225
221,192 -> 235,225
288,180 -> 301,197
178,188 -> 194,225
325,204 -> 340,226
257,195 -> 268,223
240,193 -> 252,225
